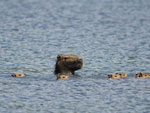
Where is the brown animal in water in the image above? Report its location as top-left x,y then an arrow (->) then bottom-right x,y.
54,54 -> 83,76
108,73 -> 128,80
57,75 -> 70,80
119,73 -> 128,78
135,72 -> 150,79
11,73 -> 26,77
108,74 -> 121,80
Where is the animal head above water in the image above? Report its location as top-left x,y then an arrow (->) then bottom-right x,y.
135,72 -> 150,79
108,74 -> 121,80
57,75 -> 70,80
119,73 -> 128,78
54,54 -> 83,75
11,73 -> 26,77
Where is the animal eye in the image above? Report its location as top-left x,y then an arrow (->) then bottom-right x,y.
64,57 -> 68,60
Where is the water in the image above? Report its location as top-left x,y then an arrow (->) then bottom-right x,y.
0,0 -> 150,112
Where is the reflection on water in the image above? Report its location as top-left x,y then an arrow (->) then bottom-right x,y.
0,0 -> 150,112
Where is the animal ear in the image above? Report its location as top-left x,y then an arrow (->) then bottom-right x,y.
108,75 -> 111,77
57,55 -> 61,59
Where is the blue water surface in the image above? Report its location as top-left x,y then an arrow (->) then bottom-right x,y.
0,0 -> 150,113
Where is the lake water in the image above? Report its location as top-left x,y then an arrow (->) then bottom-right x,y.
0,0 -> 150,113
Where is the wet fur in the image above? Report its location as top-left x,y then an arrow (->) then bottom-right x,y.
135,72 -> 150,79
54,54 -> 83,75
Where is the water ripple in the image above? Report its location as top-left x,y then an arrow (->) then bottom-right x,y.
1,0 -> 150,112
